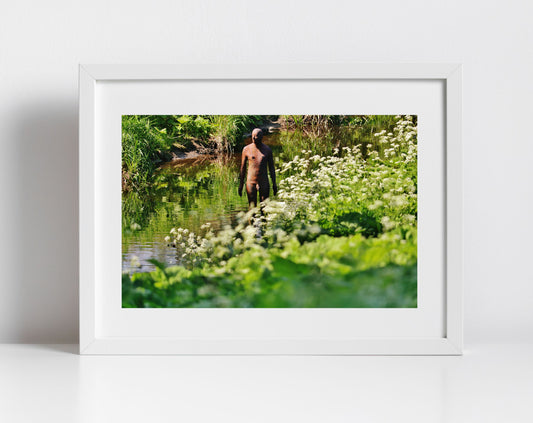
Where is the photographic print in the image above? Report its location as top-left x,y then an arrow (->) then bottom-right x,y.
121,115 -> 418,308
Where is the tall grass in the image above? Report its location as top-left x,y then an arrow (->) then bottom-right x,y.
277,115 -> 401,160
210,115 -> 266,152
122,115 -> 173,192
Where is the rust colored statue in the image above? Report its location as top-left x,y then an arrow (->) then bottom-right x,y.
238,128 -> 277,207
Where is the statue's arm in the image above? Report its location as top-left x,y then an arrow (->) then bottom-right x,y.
268,150 -> 277,195
238,150 -> 247,196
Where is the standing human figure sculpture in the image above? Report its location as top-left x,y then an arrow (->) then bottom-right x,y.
238,128 -> 277,208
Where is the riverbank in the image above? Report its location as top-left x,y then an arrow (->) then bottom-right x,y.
163,120 -> 282,163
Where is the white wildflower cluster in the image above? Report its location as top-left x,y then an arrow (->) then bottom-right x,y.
374,115 -> 417,163
130,255 -> 141,268
277,145 -> 365,221
165,207 -> 275,267
277,115 -> 417,232
166,226 -> 213,267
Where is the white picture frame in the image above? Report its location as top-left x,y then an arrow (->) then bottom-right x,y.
79,64 -> 462,355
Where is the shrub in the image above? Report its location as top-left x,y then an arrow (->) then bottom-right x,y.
209,115 -> 265,152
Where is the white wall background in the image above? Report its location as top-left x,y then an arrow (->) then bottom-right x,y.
0,0 -> 531,344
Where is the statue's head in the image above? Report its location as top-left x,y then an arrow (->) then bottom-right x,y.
252,128 -> 263,143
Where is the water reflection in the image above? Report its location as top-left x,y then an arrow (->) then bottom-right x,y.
122,134 -> 279,273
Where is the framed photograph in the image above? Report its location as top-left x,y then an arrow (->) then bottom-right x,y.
79,64 -> 462,355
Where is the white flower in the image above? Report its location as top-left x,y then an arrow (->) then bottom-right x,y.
130,256 -> 141,268
404,214 -> 416,222
368,200 -> 384,210
380,216 -> 397,231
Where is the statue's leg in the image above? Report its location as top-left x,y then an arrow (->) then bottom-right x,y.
259,183 -> 270,203
246,183 -> 258,208
257,183 -> 270,219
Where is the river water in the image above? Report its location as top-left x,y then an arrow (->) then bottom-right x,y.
122,133 -> 281,273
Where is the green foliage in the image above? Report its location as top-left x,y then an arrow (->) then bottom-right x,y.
123,232 -> 416,308
174,115 -> 213,147
136,115 -> 213,150
121,115 -> 268,192
277,115 -> 401,160
132,114 -> 267,153
281,115 -> 346,130
122,115 -> 173,191
210,115 -> 266,152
